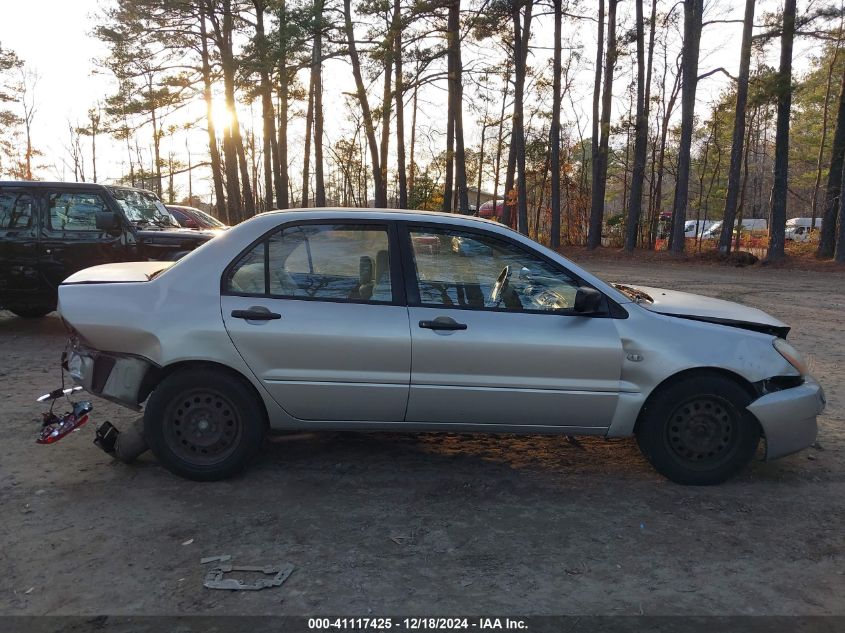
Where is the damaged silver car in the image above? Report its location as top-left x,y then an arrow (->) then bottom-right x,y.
55,209 -> 826,484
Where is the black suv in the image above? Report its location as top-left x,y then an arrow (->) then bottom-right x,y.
0,182 -> 219,318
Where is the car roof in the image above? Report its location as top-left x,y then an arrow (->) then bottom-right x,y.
259,207 -> 503,228
0,181 -> 110,190
0,181 -> 157,196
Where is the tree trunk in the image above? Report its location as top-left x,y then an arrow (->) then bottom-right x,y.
219,0 -> 242,223
669,0 -> 703,254
492,62 -> 510,221
588,0 -> 617,249
624,0 -> 650,251
236,132 -> 256,218
767,0 -> 796,262
819,64 -> 845,258
442,28 -> 455,213
313,0 -> 325,206
718,0 -> 754,253
476,120 -> 488,213
589,0 -> 605,238
836,165 -> 845,261
393,0 -> 408,208
513,0 -> 533,234
811,45 -> 840,231
450,0 -> 470,214
254,1 -> 278,211
549,0 -> 562,249
380,11 -> 393,208
343,0 -> 386,206
276,0 -> 290,209
408,69 -> 419,200
301,72 -> 314,207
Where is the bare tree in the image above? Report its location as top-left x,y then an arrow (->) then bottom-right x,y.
669,0 -> 703,254
343,0 -> 386,206
718,0 -> 755,254
588,0 -> 617,249
767,0 -> 797,262
624,0 -> 653,251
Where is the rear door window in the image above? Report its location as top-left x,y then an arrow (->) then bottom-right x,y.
47,192 -> 108,231
226,223 -> 394,303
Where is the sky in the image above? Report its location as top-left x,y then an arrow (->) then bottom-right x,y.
0,0 -> 826,203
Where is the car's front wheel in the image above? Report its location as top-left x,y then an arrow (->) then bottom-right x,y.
636,373 -> 760,485
144,367 -> 266,481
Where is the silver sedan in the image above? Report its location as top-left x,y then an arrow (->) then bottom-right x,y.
58,209 -> 825,484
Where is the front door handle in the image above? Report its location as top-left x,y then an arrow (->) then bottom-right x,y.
231,306 -> 281,321
419,317 -> 467,331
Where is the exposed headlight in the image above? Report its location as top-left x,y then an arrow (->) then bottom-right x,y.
773,338 -> 808,375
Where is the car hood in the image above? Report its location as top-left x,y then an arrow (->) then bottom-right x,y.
136,227 -> 218,241
617,284 -> 790,337
63,261 -> 175,284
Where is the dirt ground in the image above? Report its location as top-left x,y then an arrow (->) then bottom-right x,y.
1,259 -> 843,616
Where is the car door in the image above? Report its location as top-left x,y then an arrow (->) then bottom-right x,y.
402,223 -> 625,430
39,187 -> 130,288
221,220 -> 411,422
0,185 -> 43,302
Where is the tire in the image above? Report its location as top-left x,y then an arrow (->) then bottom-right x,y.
144,367 -> 266,481
8,305 -> 55,318
636,373 -> 760,485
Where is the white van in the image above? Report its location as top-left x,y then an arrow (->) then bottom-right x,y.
684,220 -> 716,238
701,218 -> 767,240
785,217 -> 822,242
701,221 -> 723,239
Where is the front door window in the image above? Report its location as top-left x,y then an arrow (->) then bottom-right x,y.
408,226 -> 580,312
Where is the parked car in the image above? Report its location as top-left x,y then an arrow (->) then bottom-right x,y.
702,218 -> 767,240
477,200 -> 506,221
58,209 -> 824,484
0,181 -> 217,318
785,217 -> 822,242
684,220 -> 716,239
167,204 -> 228,230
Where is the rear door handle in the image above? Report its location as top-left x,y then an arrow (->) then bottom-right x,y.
231,307 -> 281,321
419,317 -> 467,331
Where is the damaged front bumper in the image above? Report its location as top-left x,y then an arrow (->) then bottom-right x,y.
747,376 -> 826,460
65,342 -> 156,411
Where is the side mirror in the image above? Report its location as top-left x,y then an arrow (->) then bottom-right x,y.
95,211 -> 120,232
573,286 -> 603,315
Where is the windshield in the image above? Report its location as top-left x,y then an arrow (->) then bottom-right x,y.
109,187 -> 180,228
191,207 -> 226,228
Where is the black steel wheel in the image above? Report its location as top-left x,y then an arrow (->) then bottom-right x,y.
145,367 -> 266,481
664,396 -> 740,470
162,388 -> 244,466
636,373 -> 760,485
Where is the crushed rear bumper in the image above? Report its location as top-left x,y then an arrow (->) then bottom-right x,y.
747,376 -> 826,460
65,342 -> 156,411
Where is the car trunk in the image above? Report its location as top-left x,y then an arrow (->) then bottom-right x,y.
62,261 -> 175,285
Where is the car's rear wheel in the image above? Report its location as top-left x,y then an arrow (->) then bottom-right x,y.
636,373 -> 760,485
144,367 -> 266,481
8,304 -> 55,318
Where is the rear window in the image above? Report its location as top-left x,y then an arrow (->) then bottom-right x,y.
0,188 -> 34,231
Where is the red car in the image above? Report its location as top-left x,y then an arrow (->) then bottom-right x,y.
167,205 -> 228,230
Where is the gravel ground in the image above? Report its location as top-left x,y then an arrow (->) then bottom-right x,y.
0,259 -> 843,616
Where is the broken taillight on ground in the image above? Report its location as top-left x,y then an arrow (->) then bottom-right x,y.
36,386 -> 93,445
